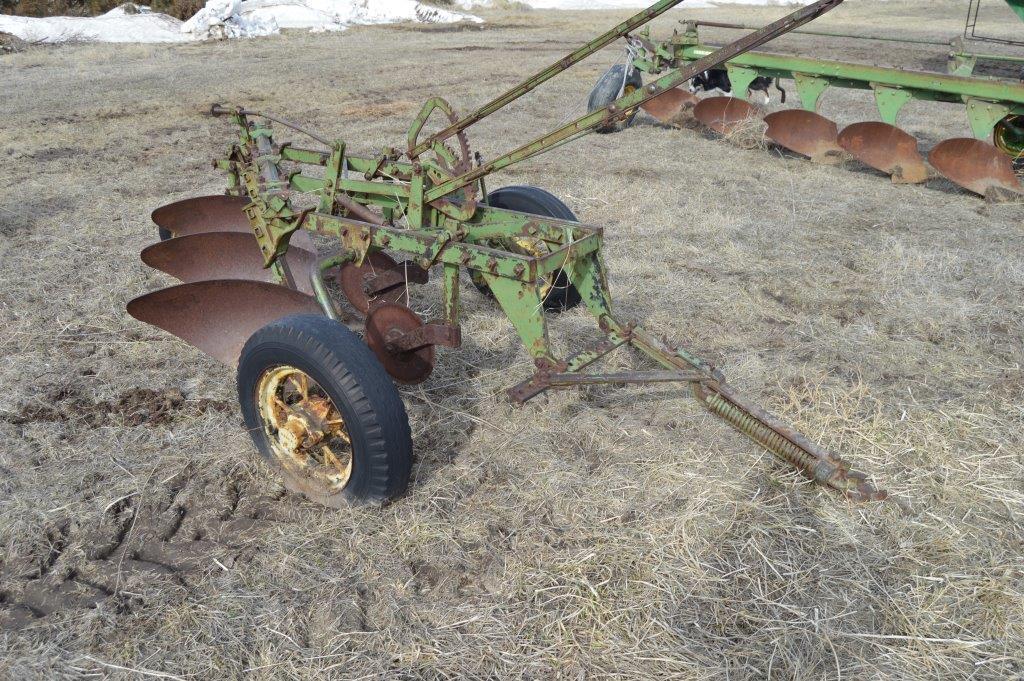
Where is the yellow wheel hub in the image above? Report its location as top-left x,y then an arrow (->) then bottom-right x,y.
256,365 -> 353,493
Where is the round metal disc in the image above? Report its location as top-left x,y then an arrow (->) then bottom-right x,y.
929,137 -> 1022,198
764,110 -> 842,163
837,122 -> 927,184
337,252 -> 404,314
693,96 -> 762,135
364,302 -> 435,385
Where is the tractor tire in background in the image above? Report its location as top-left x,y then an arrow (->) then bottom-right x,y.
473,185 -> 583,313
237,314 -> 412,507
588,63 -> 644,133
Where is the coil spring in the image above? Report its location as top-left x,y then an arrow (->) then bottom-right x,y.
704,390 -> 856,494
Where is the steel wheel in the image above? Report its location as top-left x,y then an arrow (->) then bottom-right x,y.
238,314 -> 412,506
588,63 -> 644,133
255,365 -> 353,494
471,185 -> 583,313
993,114 -> 1024,160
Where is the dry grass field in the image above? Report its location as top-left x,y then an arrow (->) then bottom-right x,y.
2,1 -> 1023,678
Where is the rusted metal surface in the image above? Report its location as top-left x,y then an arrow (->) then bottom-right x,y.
693,96 -> 762,135
547,370 -> 704,386
151,194 -> 316,251
335,193 -> 386,225
639,88 -> 699,123
386,321 -> 461,353
929,137 -> 1023,197
141,232 -> 318,296
255,365 -> 353,506
764,110 -> 842,163
363,302 -> 436,384
337,252 -> 416,314
837,122 -> 928,183
126,280 -> 322,365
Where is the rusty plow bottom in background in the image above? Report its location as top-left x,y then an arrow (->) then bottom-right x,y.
644,93 -> 1021,200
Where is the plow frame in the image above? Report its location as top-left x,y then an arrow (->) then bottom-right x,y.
135,0 -> 904,505
630,22 -> 1024,140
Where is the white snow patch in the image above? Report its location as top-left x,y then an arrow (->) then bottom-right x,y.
1,0 -> 481,44
183,0 -> 482,39
0,4 -> 189,43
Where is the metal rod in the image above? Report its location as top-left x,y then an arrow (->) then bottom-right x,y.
688,19 -> 949,46
426,0 -> 845,202
957,50 -> 1024,64
409,0 -> 687,158
548,370 -> 705,386
311,253 -> 353,321
212,104 -> 335,147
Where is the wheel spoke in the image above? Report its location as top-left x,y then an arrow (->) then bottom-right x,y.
288,373 -> 310,399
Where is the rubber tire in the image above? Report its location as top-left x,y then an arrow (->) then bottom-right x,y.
477,185 -> 583,313
588,63 -> 643,134
237,314 -> 412,506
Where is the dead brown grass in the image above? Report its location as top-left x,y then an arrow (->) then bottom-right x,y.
1,1 -> 1023,678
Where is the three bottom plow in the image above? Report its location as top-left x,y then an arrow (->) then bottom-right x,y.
128,0 -> 905,510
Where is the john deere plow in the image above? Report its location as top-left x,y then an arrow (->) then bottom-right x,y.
129,0 -> 906,510
589,0 -> 1024,200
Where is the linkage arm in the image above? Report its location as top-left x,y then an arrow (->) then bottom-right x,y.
408,0 -> 687,158
424,0 -> 845,203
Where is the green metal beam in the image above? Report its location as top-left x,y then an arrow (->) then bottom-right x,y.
675,44 -> 1024,104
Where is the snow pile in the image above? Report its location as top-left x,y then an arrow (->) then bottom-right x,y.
0,3 -> 189,43
0,0 -> 481,44
184,0 -> 481,39
180,0 -> 277,39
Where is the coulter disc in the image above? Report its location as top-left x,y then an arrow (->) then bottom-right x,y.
929,138 -> 1023,198
141,231 -> 318,295
763,110 -> 842,163
639,88 -> 699,124
692,96 -> 762,135
126,279 -> 323,365
363,302 -> 435,385
837,122 -> 927,184
337,252 -> 407,314
151,194 -> 315,250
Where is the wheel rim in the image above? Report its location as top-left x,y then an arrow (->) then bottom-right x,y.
256,365 -> 353,493
993,114 -> 1024,159
622,83 -> 638,119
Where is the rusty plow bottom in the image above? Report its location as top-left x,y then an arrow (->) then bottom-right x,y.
639,87 -> 699,124
131,197 -> 326,365
692,96 -> 763,136
929,137 -> 1023,199
127,280 -> 323,365
836,122 -> 927,184
764,109 -> 842,164
660,90 -> 1024,200
151,194 -> 316,250
141,231 -> 318,296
